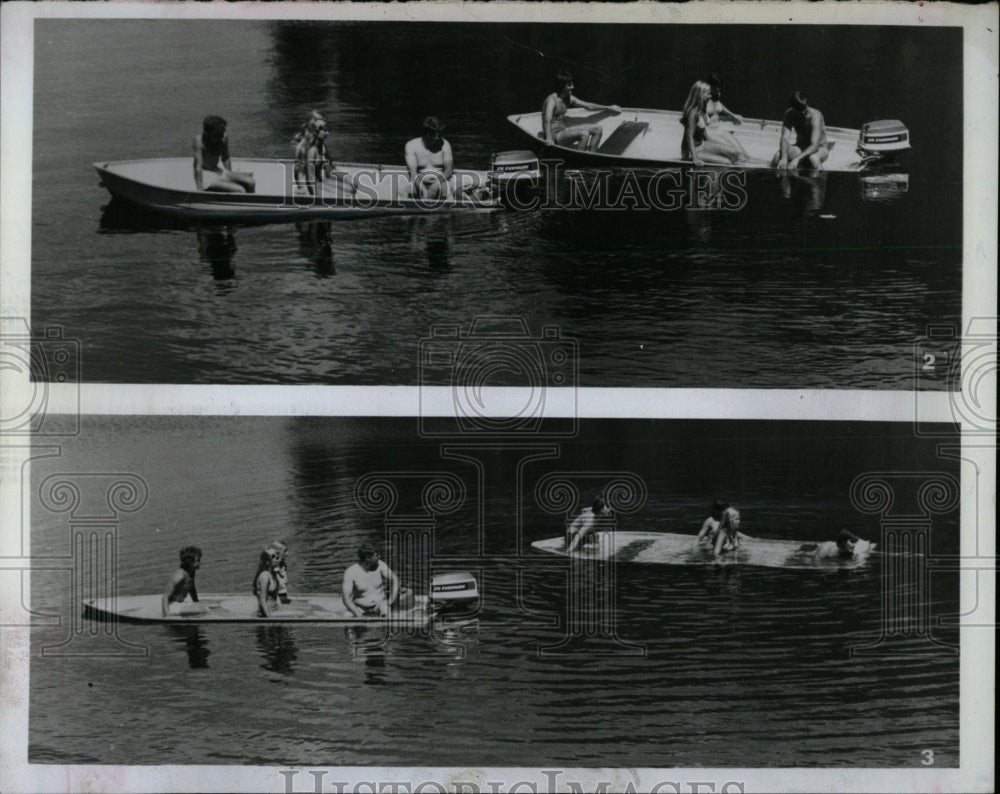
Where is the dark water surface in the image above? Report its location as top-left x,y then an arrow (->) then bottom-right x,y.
30,417 -> 960,766
31,22 -> 962,387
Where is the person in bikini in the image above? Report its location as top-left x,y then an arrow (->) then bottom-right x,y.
404,116 -> 454,201
294,111 -> 354,198
681,80 -> 743,166
771,90 -> 829,170
253,547 -> 282,618
542,70 -> 621,152
711,502 -> 744,558
192,115 -> 256,193
705,74 -> 750,161
342,543 -> 401,617
162,546 -> 204,617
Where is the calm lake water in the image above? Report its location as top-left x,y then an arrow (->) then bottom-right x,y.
30,417 -> 961,767
30,21 -> 962,387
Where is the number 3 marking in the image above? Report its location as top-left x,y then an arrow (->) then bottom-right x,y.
922,749 -> 935,765
922,353 -> 936,371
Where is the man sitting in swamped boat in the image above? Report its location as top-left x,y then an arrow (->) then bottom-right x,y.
161,545 -> 205,617
342,543 -> 410,617
405,116 -> 454,201
565,495 -> 614,553
193,115 -> 256,193
772,91 -> 830,170
542,70 -> 621,152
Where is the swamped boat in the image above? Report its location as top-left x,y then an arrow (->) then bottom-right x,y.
94,152 -> 539,221
507,108 -> 910,173
531,531 -> 876,570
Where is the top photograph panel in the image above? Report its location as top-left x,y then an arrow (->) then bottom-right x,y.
30,20 -> 962,388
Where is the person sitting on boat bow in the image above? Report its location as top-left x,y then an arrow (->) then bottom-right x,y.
565,495 -> 614,553
542,70 -> 621,152
294,111 -> 354,198
771,91 -> 829,170
405,116 -> 454,201
193,115 -> 256,193
681,81 -> 744,167
162,545 -> 205,617
705,74 -> 751,162
253,547 -> 282,618
342,543 -> 404,617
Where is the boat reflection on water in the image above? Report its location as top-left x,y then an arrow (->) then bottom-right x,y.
778,169 -> 829,215
860,171 -> 910,203
166,624 -> 212,670
255,624 -> 299,674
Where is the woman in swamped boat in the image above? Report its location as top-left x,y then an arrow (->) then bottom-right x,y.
680,80 -> 745,166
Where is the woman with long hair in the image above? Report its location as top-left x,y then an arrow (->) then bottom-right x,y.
680,81 -> 743,166
252,548 -> 280,618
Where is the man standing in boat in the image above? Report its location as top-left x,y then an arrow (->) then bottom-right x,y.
772,91 -> 829,170
193,115 -> 256,193
161,545 -> 205,617
405,116 -> 454,201
342,543 -> 401,617
542,70 -> 622,152
565,495 -> 614,553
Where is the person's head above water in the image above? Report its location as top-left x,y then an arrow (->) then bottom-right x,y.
836,530 -> 860,554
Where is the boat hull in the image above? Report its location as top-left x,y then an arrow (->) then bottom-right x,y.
82,593 -> 434,624
507,108 -> 905,173
94,158 -> 507,221
532,532 -> 875,569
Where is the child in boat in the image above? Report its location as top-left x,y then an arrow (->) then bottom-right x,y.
161,545 -> 205,617
193,115 -> 256,193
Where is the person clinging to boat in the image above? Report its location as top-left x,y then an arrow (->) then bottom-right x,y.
542,69 -> 622,152
293,111 -> 355,198
565,495 -> 614,553
342,542 -> 402,617
192,115 -> 256,193
405,116 -> 454,201
815,530 -> 861,560
771,91 -> 829,170
709,502 -> 744,558
252,546 -> 282,618
161,545 -> 205,617
680,81 -> 745,167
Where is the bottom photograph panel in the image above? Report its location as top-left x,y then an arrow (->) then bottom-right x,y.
29,416 -> 960,768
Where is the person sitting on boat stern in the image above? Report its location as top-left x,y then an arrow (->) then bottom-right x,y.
253,547 -> 282,618
705,74 -> 751,161
271,539 -> 291,604
681,81 -> 743,167
162,545 -> 204,617
294,111 -> 355,198
771,90 -> 829,170
565,495 -> 614,553
342,543 -> 409,617
816,530 -> 861,560
542,70 -> 622,152
711,502 -> 743,558
405,116 -> 454,201
193,115 -> 256,193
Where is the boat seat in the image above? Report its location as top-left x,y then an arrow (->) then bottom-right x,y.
598,121 -> 650,156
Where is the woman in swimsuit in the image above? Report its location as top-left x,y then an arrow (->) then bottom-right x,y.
542,70 -> 621,152
193,115 -> 256,193
252,548 -> 281,618
294,111 -> 354,199
705,75 -> 750,161
680,81 -> 742,166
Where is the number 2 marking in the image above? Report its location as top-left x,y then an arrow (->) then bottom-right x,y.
922,749 -> 935,765
922,353 -> 936,371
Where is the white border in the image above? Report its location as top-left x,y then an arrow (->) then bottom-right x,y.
1,3 -> 996,793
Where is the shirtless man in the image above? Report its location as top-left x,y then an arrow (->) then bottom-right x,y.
342,543 -> 400,617
404,116 -> 454,201
542,70 -> 621,152
161,546 -> 204,617
565,496 -> 613,553
771,91 -> 829,170
695,500 -> 726,546
816,530 -> 861,560
193,115 -> 256,193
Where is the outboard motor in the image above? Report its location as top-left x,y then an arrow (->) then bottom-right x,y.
430,571 -> 480,610
489,150 -> 540,205
856,120 -> 910,165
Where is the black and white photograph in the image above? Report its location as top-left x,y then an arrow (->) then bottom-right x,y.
0,3 -> 996,794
